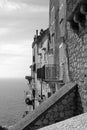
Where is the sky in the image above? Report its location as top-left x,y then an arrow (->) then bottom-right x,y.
0,0 -> 49,78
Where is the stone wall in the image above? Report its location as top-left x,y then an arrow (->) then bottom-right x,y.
66,0 -> 77,18
66,0 -> 87,113
27,87 -> 77,130
66,26 -> 87,113
49,0 -> 60,80
11,83 -> 77,130
39,112 -> 87,130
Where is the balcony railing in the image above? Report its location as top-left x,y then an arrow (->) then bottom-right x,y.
45,64 -> 58,81
37,64 -> 58,81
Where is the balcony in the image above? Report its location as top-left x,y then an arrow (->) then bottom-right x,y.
45,64 -> 58,82
37,64 -> 58,82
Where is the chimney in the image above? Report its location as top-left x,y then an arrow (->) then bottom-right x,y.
40,29 -> 44,35
36,30 -> 38,37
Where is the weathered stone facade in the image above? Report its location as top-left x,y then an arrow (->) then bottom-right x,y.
66,0 -> 77,18
49,0 -> 60,80
66,25 -> 87,113
66,0 -> 87,113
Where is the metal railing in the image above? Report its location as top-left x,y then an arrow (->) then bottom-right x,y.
45,64 -> 58,81
37,64 -> 58,81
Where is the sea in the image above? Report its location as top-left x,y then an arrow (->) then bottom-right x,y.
0,78 -> 28,127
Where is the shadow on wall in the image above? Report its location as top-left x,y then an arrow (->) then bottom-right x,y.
75,85 -> 83,115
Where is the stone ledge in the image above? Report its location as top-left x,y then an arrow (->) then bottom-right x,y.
10,82 -> 76,130
38,112 -> 87,130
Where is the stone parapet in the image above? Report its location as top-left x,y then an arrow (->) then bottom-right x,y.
10,82 -> 77,130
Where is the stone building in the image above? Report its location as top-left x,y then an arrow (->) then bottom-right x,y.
31,27 -> 61,106
32,29 -> 52,105
66,0 -> 87,113
30,0 -> 87,106
10,0 -> 87,130
49,0 -> 70,86
27,0 -> 87,112
50,0 -> 87,113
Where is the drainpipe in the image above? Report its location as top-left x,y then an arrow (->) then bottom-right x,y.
41,79 -> 43,99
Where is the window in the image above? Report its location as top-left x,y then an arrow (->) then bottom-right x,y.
33,56 -> 35,62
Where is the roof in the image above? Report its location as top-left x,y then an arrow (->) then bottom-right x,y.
32,28 -> 49,48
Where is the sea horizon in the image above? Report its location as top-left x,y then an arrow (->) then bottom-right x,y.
0,78 -> 28,127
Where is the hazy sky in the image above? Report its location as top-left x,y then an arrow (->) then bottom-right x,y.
0,0 -> 49,78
